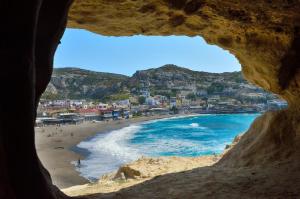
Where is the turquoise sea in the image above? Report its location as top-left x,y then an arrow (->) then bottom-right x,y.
73,114 -> 259,181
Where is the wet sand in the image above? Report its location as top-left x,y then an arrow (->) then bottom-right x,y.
35,115 -> 180,189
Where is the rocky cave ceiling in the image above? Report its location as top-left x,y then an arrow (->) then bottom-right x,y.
68,0 -> 300,109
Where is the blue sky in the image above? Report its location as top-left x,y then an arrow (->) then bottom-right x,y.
54,28 -> 241,76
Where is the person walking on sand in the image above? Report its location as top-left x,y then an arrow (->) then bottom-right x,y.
77,158 -> 81,167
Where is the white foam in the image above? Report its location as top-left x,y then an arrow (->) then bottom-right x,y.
170,123 -> 207,130
142,114 -> 201,124
75,125 -> 143,180
79,125 -> 142,160
73,113 -> 254,180
190,123 -> 199,127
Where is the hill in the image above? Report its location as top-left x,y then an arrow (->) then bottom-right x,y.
43,65 -> 275,102
43,67 -> 128,99
127,64 -> 247,97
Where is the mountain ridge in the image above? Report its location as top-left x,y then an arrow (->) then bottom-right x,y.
43,65 -> 272,102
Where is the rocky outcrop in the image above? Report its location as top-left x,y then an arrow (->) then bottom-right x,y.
218,109 -> 300,167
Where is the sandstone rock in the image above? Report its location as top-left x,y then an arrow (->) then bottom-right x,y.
68,0 -> 300,108
114,165 -> 141,180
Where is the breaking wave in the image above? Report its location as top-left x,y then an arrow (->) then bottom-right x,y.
73,114 -> 259,181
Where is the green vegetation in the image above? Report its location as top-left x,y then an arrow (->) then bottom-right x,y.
186,93 -> 197,101
42,65 -> 273,105
207,82 -> 225,94
138,96 -> 146,104
41,92 -> 61,100
132,111 -> 142,117
170,89 -> 179,97
170,106 -> 179,114
43,67 -> 128,100
103,93 -> 130,102
231,72 -> 245,83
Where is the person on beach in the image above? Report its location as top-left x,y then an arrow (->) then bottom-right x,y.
77,158 -> 81,167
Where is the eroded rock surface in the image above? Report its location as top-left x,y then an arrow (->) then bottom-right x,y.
68,0 -> 300,108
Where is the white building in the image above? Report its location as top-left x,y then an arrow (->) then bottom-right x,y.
98,103 -> 109,110
170,97 -> 177,108
140,89 -> 151,98
146,97 -> 159,106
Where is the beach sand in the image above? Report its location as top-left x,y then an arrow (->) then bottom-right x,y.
63,155 -> 219,196
35,115 -> 180,189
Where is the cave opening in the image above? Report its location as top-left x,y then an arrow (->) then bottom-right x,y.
1,0 -> 300,198
36,28 -> 287,193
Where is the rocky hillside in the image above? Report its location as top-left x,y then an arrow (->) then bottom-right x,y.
43,67 -> 128,99
128,64 -> 246,94
43,65 -> 274,101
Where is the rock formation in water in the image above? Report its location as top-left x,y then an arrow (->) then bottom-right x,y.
0,0 -> 300,198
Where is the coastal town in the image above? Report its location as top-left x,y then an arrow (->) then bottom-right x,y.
37,88 -> 287,126
37,65 -> 288,126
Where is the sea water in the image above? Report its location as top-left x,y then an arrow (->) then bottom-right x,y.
73,114 -> 259,181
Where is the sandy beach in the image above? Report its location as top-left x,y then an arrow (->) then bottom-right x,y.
35,114 -> 183,189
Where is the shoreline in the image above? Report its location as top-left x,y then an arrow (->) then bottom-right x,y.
35,114 -> 194,189
70,113 -> 202,160
36,112 -> 253,189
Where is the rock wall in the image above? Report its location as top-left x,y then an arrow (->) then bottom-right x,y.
68,0 -> 300,108
0,0 -> 73,198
